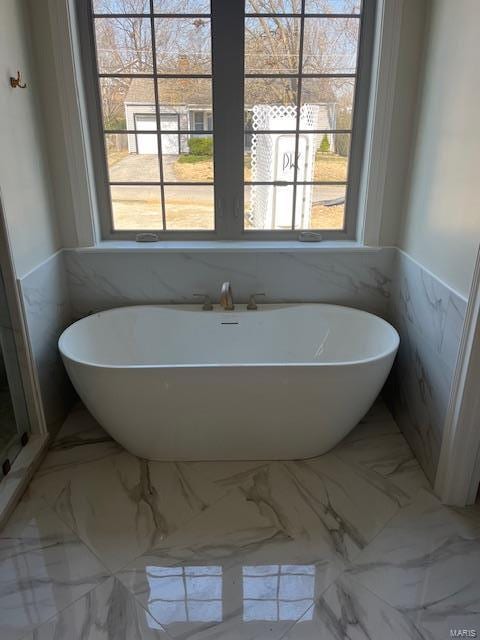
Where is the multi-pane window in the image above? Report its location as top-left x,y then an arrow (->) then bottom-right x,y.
244,1 -> 361,232
83,0 -> 374,239
92,0 -> 214,232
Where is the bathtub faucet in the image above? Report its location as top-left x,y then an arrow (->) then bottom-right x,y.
220,282 -> 235,311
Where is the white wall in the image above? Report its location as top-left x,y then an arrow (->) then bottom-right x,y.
378,0 -> 427,246
26,0 -> 80,250
0,0 -> 61,278
399,0 -> 480,298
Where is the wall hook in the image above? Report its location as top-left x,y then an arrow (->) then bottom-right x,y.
10,71 -> 26,89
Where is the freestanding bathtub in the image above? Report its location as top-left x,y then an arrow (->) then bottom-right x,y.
59,304 -> 399,460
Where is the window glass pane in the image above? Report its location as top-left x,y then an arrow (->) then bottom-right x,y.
245,78 -> 298,128
193,112 -> 204,129
154,0 -> 210,12
247,132 -> 330,182
303,17 -> 360,74
111,185 -> 163,229
296,184 -> 346,229
244,600 -> 278,622
246,182 -> 347,231
93,0 -> 150,13
164,135 -> 214,182
100,78 -> 157,131
157,79 -> 213,130
244,139 -> 252,181
94,18 -> 153,74
164,185 -> 214,229
301,77 -> 354,128
245,17 -> 301,74
245,1 -> 302,13
106,133 -> 161,181
305,0 -> 361,14
245,184 -> 294,230
101,78 -> 156,130
155,18 -> 211,74
311,132 -> 350,180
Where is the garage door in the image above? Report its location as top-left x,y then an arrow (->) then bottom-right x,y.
135,114 -> 179,155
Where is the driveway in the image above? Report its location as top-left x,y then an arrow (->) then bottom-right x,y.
109,153 -> 177,182
109,153 -> 213,206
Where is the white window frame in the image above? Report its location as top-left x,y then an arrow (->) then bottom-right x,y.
46,0 -> 403,248
72,0 -> 378,242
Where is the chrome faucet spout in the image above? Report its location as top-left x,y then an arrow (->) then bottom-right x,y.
220,282 -> 235,310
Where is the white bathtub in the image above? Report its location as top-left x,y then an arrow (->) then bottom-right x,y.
58,304 -> 399,460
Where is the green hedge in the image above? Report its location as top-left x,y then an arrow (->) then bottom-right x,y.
187,137 -> 213,156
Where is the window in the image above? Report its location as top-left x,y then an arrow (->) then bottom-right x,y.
79,0 -> 375,240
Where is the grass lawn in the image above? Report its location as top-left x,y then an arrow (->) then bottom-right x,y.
113,200 -> 343,231
174,155 -> 213,181
314,153 -> 348,182
112,150 -> 348,230
310,203 -> 344,229
112,198 -> 214,230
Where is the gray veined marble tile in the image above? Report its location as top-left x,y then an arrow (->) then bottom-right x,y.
189,453 -> 402,567
31,450 -> 227,573
386,251 -> 468,483
253,250 -> 394,316
22,576 -> 169,639
3,485 -> 49,528
65,250 -> 260,316
37,403 -> 122,474
392,252 -> 466,366
333,399 -> 430,504
280,574 -> 429,639
0,503 -> 109,640
188,460 -> 271,492
386,318 -> 451,482
18,252 -> 75,431
283,454 -> 401,562
347,490 -> 480,639
117,488 -> 342,639
64,247 -> 396,317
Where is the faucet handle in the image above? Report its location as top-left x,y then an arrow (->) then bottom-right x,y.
247,292 -> 266,310
193,293 -> 213,311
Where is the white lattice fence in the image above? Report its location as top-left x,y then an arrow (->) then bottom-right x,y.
248,105 -> 320,229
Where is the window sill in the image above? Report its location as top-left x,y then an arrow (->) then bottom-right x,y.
70,240 -> 384,254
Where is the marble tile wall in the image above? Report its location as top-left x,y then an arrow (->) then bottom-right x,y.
385,250 -> 467,483
17,251 -> 75,435
63,247 -> 395,319
17,246 -> 467,485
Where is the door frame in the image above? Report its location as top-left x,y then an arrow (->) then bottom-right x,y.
0,192 -> 48,527
0,195 -> 45,436
435,243 -> 480,505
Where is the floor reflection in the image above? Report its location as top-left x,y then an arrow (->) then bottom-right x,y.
146,565 -> 223,624
243,565 -> 315,622
145,564 -> 315,628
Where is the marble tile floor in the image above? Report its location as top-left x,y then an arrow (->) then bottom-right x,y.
1,399 -> 479,639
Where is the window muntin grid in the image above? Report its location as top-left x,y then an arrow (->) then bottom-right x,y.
146,565 -> 223,625
84,0 -> 373,239
244,0 -> 362,232
242,564 -> 315,622
91,0 -> 214,232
